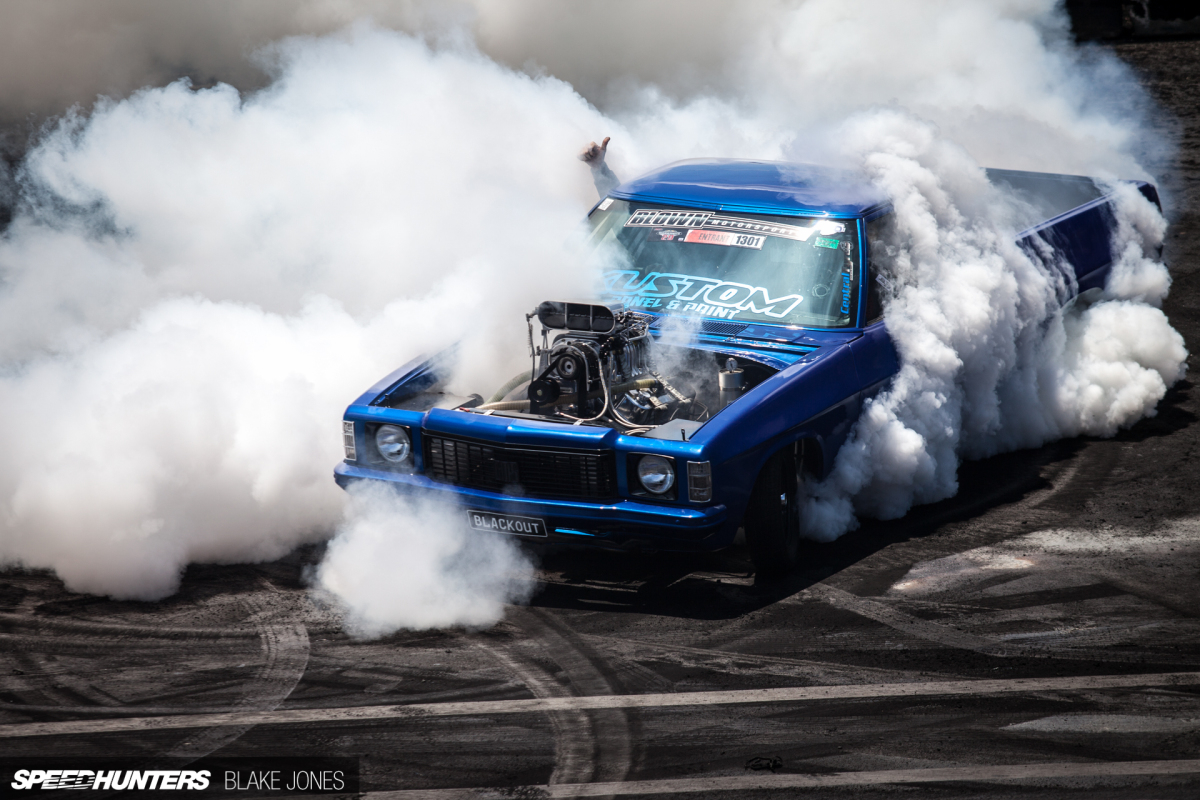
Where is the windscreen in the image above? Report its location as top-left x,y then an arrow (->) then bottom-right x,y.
588,199 -> 860,328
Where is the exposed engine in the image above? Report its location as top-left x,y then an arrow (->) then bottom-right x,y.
374,300 -> 779,434
476,301 -> 716,432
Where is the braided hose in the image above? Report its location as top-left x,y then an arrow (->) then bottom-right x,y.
477,376 -> 658,412
485,370 -> 534,404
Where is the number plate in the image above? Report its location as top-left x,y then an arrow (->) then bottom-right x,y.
466,510 -> 548,537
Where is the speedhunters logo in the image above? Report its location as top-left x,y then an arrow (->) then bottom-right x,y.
3,758 -> 358,795
12,770 -> 211,791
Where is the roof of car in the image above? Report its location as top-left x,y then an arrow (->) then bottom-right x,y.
609,158 -> 890,219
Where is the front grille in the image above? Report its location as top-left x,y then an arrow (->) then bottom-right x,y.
424,434 -> 617,500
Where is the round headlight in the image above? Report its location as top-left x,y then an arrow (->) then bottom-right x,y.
636,455 -> 675,495
375,425 -> 412,464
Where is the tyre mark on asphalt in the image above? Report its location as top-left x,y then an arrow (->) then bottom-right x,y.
472,637 -> 597,786
1088,569 -> 1200,620
1049,439 -> 1119,507
891,443 -> 1087,539
166,585 -> 310,758
4,652 -> 127,711
580,635 -> 918,684
3,671 -> 1198,738
0,679 -> 531,716
800,584 -> 1195,663
802,584 -> 1009,651
0,613 -> 267,638
0,585 -> 310,758
478,608 -> 633,795
0,657 -> 104,717
366,758 -> 1200,798
0,634 -> 257,655
1027,455 -> 1082,510
814,451 -> 1086,600
520,609 -> 633,787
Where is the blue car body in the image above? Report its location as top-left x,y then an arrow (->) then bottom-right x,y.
335,159 -> 1158,555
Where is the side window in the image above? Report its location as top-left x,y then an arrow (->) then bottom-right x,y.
865,213 -> 900,324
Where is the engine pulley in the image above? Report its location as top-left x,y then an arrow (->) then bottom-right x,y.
556,354 -> 583,380
528,378 -> 561,406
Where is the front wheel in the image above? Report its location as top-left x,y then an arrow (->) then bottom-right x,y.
744,447 -> 802,577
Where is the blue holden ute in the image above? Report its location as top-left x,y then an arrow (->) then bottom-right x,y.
335,159 -> 1157,575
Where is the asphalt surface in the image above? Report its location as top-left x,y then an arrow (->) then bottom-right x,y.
3,38 -> 1200,800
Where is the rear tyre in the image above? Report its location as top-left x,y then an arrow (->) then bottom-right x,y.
744,447 -> 802,577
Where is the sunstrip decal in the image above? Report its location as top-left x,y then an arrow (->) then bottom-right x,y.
626,208 -> 714,228
604,270 -> 803,319
625,209 -> 845,242
703,216 -> 845,240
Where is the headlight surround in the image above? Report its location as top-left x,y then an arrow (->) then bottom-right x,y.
636,454 -> 676,495
374,424 -> 412,465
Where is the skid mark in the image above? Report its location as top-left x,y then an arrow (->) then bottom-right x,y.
4,671 -> 1199,738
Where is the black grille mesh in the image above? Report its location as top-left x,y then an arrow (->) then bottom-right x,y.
424,435 -> 616,500
646,316 -> 748,337
701,319 -> 749,336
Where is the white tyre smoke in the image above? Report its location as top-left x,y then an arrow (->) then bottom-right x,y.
0,298 -> 374,599
315,484 -> 535,636
0,29 -> 612,608
800,112 -> 1186,542
0,4 -> 1186,624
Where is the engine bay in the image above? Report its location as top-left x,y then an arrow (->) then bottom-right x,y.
463,301 -> 774,435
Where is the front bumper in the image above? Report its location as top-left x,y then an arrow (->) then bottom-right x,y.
334,461 -> 732,551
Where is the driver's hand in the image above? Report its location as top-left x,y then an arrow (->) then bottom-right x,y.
579,136 -> 610,165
